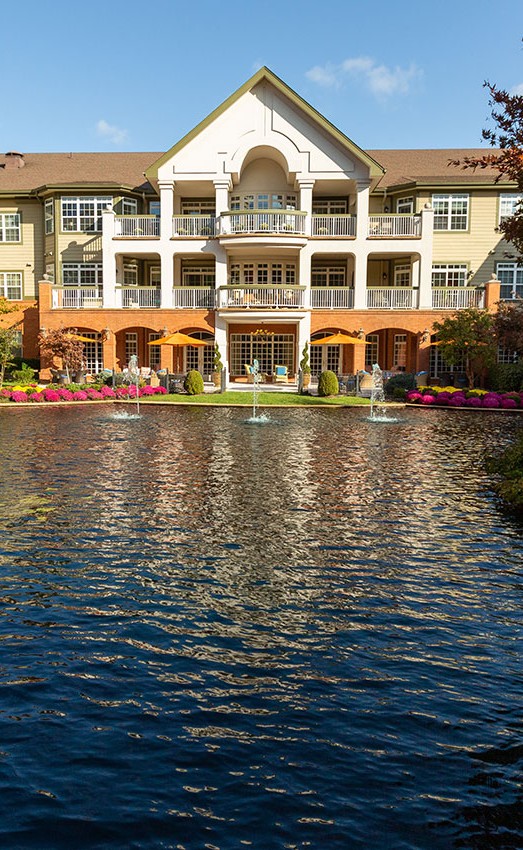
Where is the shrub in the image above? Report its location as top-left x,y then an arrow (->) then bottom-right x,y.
184,370 -> 204,395
385,372 -> 416,395
317,370 -> 339,397
488,362 -> 523,393
10,362 -> 37,385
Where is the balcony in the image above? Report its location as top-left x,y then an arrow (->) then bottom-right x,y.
219,211 -> 306,236
367,288 -> 417,309
368,215 -> 422,238
114,216 -> 160,237
311,288 -> 354,309
217,285 -> 306,309
172,216 -> 216,238
117,287 -> 161,308
311,215 -> 356,237
52,287 -> 103,309
431,288 -> 485,309
171,287 -> 215,309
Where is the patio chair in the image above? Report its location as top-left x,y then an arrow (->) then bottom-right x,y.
357,370 -> 373,397
274,364 -> 288,383
244,364 -> 254,383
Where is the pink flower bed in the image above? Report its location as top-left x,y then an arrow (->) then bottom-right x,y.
406,389 -> 523,409
0,385 -> 168,404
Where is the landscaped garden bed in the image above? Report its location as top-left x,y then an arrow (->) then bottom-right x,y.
0,385 -> 168,403
406,387 -> 523,409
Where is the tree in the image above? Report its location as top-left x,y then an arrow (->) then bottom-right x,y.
38,328 -> 85,381
0,325 -> 21,387
432,308 -> 497,387
0,297 -> 19,316
494,298 -> 523,356
450,79 -> 523,256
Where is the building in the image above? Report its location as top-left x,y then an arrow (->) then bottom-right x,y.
0,67 -> 519,384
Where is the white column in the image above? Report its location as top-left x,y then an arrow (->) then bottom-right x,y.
298,179 -> 315,236
214,178 -> 231,234
418,205 -> 434,309
214,247 -> 228,309
411,256 -> 420,307
352,250 -> 367,310
101,209 -> 117,308
355,179 -> 371,241
214,314 -> 228,382
160,249 -> 173,308
158,180 -> 174,241
298,245 -> 311,309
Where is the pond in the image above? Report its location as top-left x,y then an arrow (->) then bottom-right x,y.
0,405 -> 522,849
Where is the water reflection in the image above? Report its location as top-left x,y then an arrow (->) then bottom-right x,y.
0,405 -> 522,848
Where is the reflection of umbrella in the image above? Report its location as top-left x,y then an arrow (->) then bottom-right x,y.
311,332 -> 367,345
147,331 -> 208,371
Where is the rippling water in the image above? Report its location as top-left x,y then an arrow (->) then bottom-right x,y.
0,404 -> 522,849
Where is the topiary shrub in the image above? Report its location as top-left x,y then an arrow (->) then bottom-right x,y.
183,370 -> 204,395
318,369 -> 339,397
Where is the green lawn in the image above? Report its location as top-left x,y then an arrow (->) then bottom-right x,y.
140,391 -> 371,406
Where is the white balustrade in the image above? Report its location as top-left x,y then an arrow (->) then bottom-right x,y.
311,215 -> 356,237
52,287 -> 103,308
114,216 -> 160,237
218,286 -> 305,308
368,215 -> 422,237
310,288 -> 354,309
367,288 -> 416,309
172,216 -> 216,238
118,287 -> 161,308
431,288 -> 485,309
171,288 -> 216,309
220,212 -> 306,235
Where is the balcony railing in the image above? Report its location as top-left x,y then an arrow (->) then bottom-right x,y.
52,287 -> 103,309
171,287 -> 216,309
310,287 -> 354,309
367,288 -> 417,309
172,216 -> 216,238
432,287 -> 485,309
311,215 -> 356,237
368,215 -> 422,237
220,211 -> 306,236
114,216 -> 160,237
218,285 -> 306,309
117,287 -> 161,308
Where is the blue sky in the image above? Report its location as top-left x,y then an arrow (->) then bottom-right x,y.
3,0 -> 523,153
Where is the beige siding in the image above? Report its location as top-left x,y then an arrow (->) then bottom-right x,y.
0,198 -> 43,297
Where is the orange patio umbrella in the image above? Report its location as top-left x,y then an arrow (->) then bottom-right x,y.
147,331 -> 208,371
65,332 -> 97,343
311,332 -> 367,346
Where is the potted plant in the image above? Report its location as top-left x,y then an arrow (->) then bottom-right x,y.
300,341 -> 311,390
212,343 -> 223,388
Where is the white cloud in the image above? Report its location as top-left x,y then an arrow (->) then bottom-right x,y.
96,119 -> 128,145
306,56 -> 422,98
511,82 -> 523,96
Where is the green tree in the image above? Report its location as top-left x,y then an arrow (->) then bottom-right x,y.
38,328 -> 85,382
451,77 -> 523,256
0,297 -> 19,316
432,308 -> 497,387
0,325 -> 21,387
494,298 -> 523,356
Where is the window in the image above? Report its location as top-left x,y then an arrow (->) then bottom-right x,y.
122,198 -> 138,216
432,194 -> 469,230
0,272 -> 22,299
312,199 -> 348,215
0,213 -> 21,242
397,197 -> 414,214
393,334 -> 407,370
81,333 -> 104,374
230,333 -> 295,375
150,267 -> 161,287
45,264 -> 55,283
185,331 -> 214,376
499,193 -> 522,224
497,262 -> 523,299
497,346 -> 518,364
148,332 -> 161,369
61,196 -> 112,232
62,263 -> 103,287
230,193 -> 297,210
230,261 -> 296,286
125,333 -> 138,364
123,264 -> 138,286
182,266 -> 215,287
149,200 -> 160,216
394,263 -> 411,287
45,200 -> 54,234
311,266 -> 346,287
431,264 -> 467,287
181,199 -> 216,215
365,334 -> 379,369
